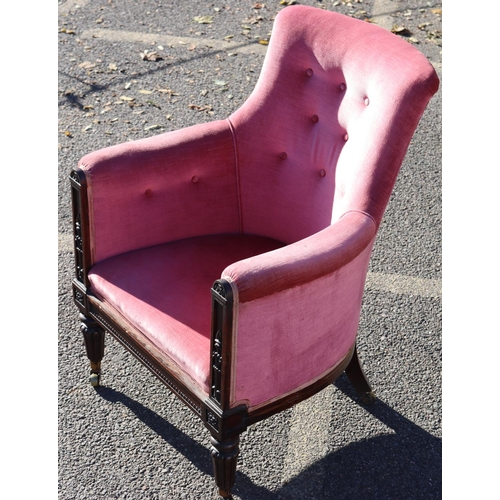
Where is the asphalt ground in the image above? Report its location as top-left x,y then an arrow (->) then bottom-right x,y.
54,1 -> 445,499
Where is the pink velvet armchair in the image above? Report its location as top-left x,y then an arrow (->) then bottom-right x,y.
70,5 -> 439,498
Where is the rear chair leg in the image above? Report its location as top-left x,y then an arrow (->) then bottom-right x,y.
80,313 -> 105,387
345,344 -> 376,405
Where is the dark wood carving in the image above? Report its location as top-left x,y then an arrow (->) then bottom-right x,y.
212,281 -> 227,298
73,285 -> 86,309
206,408 -> 219,430
80,312 -> 105,382
211,329 -> 223,403
209,280 -> 234,409
211,435 -> 240,499
74,213 -> 84,282
70,168 -> 91,289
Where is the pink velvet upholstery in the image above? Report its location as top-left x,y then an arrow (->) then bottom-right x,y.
229,233 -> 376,408
79,6 -> 439,410
79,120 -> 240,263
224,211 -> 377,408
89,235 -> 284,391
230,7 -> 439,242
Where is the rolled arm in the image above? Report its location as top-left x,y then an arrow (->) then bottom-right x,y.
225,210 -> 378,408
77,119 -> 240,264
222,210 -> 377,303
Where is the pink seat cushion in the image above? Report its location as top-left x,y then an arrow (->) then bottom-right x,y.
88,234 -> 285,393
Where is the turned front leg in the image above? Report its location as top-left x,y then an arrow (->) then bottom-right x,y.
211,435 -> 240,499
79,313 -> 105,387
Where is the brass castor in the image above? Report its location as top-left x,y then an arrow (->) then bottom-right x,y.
89,372 -> 100,387
361,391 -> 376,405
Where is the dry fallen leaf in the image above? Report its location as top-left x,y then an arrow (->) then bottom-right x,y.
188,103 -> 214,113
140,51 -> 163,61
431,9 -> 442,16
157,88 -> 179,97
426,30 -> 442,45
243,15 -> 263,25
391,25 -> 412,37
193,15 -> 214,24
78,61 -> 96,69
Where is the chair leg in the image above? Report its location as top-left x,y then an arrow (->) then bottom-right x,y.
210,435 -> 240,499
344,344 -> 376,405
79,313 -> 105,387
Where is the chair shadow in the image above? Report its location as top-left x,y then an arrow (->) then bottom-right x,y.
277,375 -> 442,500
96,374 -> 441,500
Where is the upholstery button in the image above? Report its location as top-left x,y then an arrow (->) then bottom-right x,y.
306,68 -> 313,76
344,133 -> 349,141
145,189 -> 153,197
312,115 -> 319,123
279,152 -> 288,160
340,83 -> 346,91
364,97 -> 370,105
319,169 -> 326,177
191,175 -> 199,183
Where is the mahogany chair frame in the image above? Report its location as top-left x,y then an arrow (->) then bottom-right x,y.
70,167 -> 375,498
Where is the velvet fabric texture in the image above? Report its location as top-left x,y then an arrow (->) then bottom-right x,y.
79,6 -> 439,409
79,120 -> 240,264
89,235 -> 284,392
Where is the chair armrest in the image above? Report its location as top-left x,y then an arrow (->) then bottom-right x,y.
223,210 -> 377,409
77,119 -> 241,264
222,210 -> 377,303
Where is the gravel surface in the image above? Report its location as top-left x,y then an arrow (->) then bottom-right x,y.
55,1 -> 442,499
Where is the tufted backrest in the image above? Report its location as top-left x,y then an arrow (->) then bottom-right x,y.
229,6 -> 439,245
